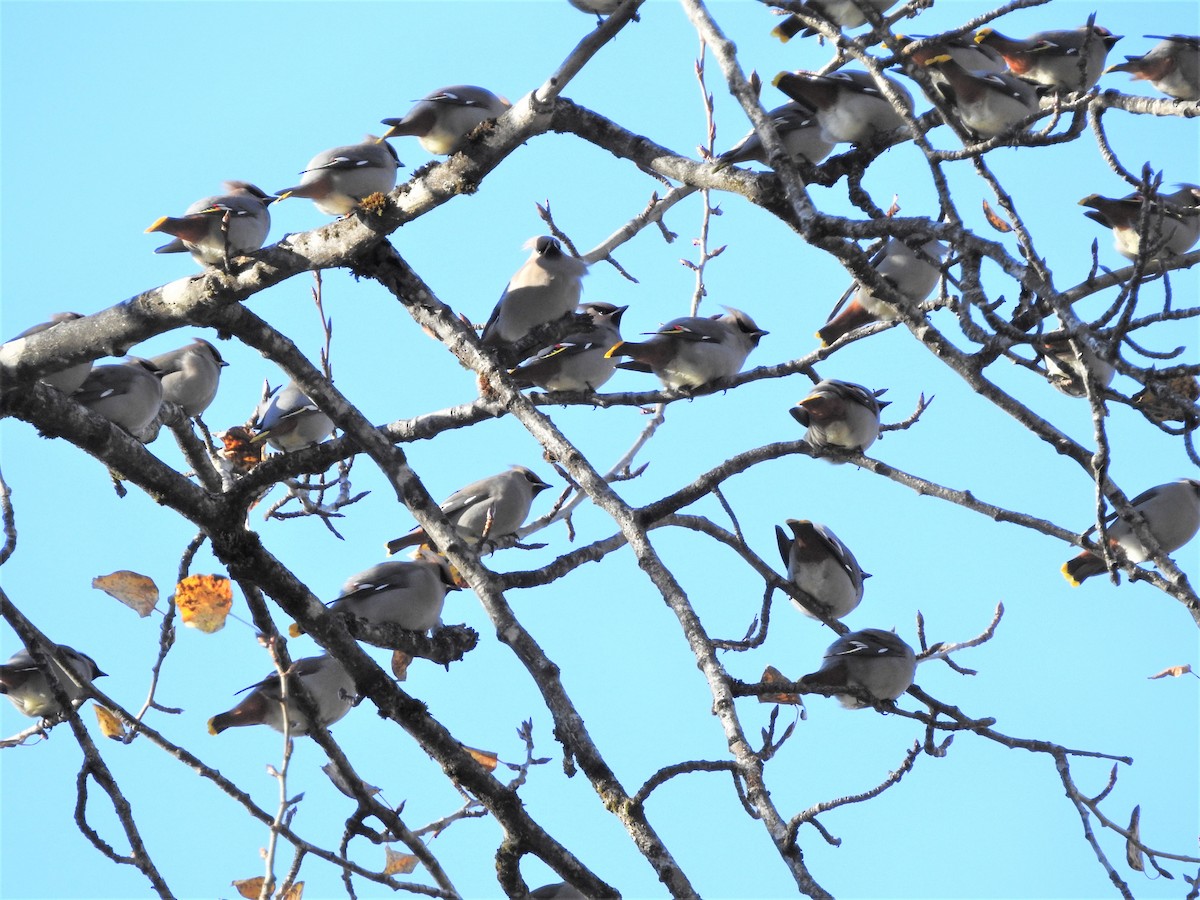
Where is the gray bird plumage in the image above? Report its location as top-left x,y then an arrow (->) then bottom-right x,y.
776,520 -> 868,620
605,306 -> 767,391
567,0 -> 626,15
799,628 -> 916,709
509,302 -> 627,392
324,557 -> 459,633
771,0 -> 899,42
145,181 -> 274,268
1106,35 -> 1200,101
254,381 -> 335,452
146,338 -> 228,417
1036,330 -> 1115,398
276,138 -> 401,217
6,312 -> 92,394
790,379 -> 888,454
386,466 -> 551,554
975,23 -> 1122,92
1062,479 -> 1200,585
1080,185 -> 1200,263
911,49 -> 1042,139
73,358 -> 164,435
529,884 -> 587,900
0,644 -> 105,720
716,102 -> 834,169
772,69 -> 914,145
480,236 -> 589,351
208,654 -> 356,736
381,85 -> 511,155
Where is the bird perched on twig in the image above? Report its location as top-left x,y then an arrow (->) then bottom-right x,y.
908,47 -> 1042,140
386,466 -> 551,555
276,138 -> 400,217
0,644 -> 105,721
1035,331 -> 1115,398
73,359 -> 164,436
5,312 -> 93,394
509,302 -> 627,392
481,237 -> 589,355
605,306 -> 767,391
798,628 -> 916,709
253,380 -> 335,452
974,22 -> 1121,92
776,519 -> 868,620
145,181 -> 274,269
772,70 -> 913,145
771,0 -> 899,42
790,379 -> 888,455
208,654 -> 357,736
1079,185 -> 1200,263
381,85 -> 511,156
1106,35 -> 1200,101
146,338 -> 228,418
1062,479 -> 1200,586
715,102 -> 834,169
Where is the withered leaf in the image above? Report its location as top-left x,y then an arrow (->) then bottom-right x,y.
982,199 -> 1013,233
93,704 -> 126,740
384,847 -> 419,875
391,650 -> 413,682
1126,805 -> 1143,872
1147,664 -> 1193,679
463,744 -> 499,772
175,574 -> 233,634
92,571 -> 159,618
232,876 -> 266,900
321,762 -> 381,800
759,665 -> 803,705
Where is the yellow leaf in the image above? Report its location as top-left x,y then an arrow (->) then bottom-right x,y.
384,847 -> 419,875
92,570 -> 159,617
231,876 -> 265,899
1147,664 -> 1193,679
94,704 -> 127,740
281,882 -> 304,900
759,665 -> 803,705
463,745 -> 499,772
391,650 -> 413,682
175,574 -> 233,634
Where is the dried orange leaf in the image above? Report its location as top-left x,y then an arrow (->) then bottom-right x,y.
384,847 -> 419,875
982,198 -> 1013,233
391,650 -> 413,682
281,882 -> 304,900
94,704 -> 127,740
463,745 -> 499,772
175,574 -> 233,634
759,665 -> 803,705
92,570 -> 159,617
232,876 -> 266,899
215,425 -> 264,475
1147,664 -> 1193,679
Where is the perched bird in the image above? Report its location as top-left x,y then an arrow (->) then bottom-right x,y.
715,102 -> 835,169
508,302 -> 627,392
253,381 -> 335,452
817,237 -> 948,346
72,359 -> 164,434
790,379 -> 888,454
381,85 -> 512,156
6,312 -> 92,394
276,138 -> 400,217
775,519 -> 868,620
894,32 -> 1007,75
771,0 -> 899,42
772,70 -> 914,145
1079,185 -> 1200,263
1062,479 -> 1200,586
1036,331 -> 1115,398
386,466 -> 552,554
799,628 -> 917,709
0,644 -> 105,720
146,338 -> 228,418
293,555 -> 460,637
909,50 -> 1042,139
605,306 -> 768,391
1106,35 -> 1200,101
530,884 -> 586,900
974,23 -> 1121,92
145,181 -> 274,268
208,654 -> 356,736
480,237 -> 589,351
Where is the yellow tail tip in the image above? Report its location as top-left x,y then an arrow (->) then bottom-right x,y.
144,216 -> 169,234
973,28 -> 992,44
771,71 -> 789,88
207,717 -> 220,736
272,191 -> 293,204
1060,562 -> 1082,587
603,341 -> 625,359
288,623 -> 303,638
770,24 -> 793,43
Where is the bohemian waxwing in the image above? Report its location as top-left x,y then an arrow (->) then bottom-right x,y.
208,654 -> 356,736
772,70 -> 914,145
909,49 -> 1042,139
6,312 -> 92,394
276,138 -> 401,217
509,302 -> 627,392
715,102 -> 835,169
567,0 -> 626,15
817,237 -> 948,346
790,379 -> 888,454
253,381 -> 335,452
381,85 -> 511,156
293,555 -> 460,638
386,466 -> 552,555
1106,35 -> 1200,101
771,0 -> 899,42
0,644 -> 105,720
145,181 -> 274,268
799,628 -> 916,708
480,237 -> 589,352
73,359 -> 164,435
894,33 -> 1007,75
1079,185 -> 1200,263
775,519 -> 868,620
974,23 -> 1121,92
146,338 -> 228,418
1062,478 -> 1200,586
1035,330 -> 1115,398
530,884 -> 586,899
605,306 -> 768,391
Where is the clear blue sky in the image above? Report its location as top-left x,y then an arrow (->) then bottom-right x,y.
2,1 -> 1197,898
